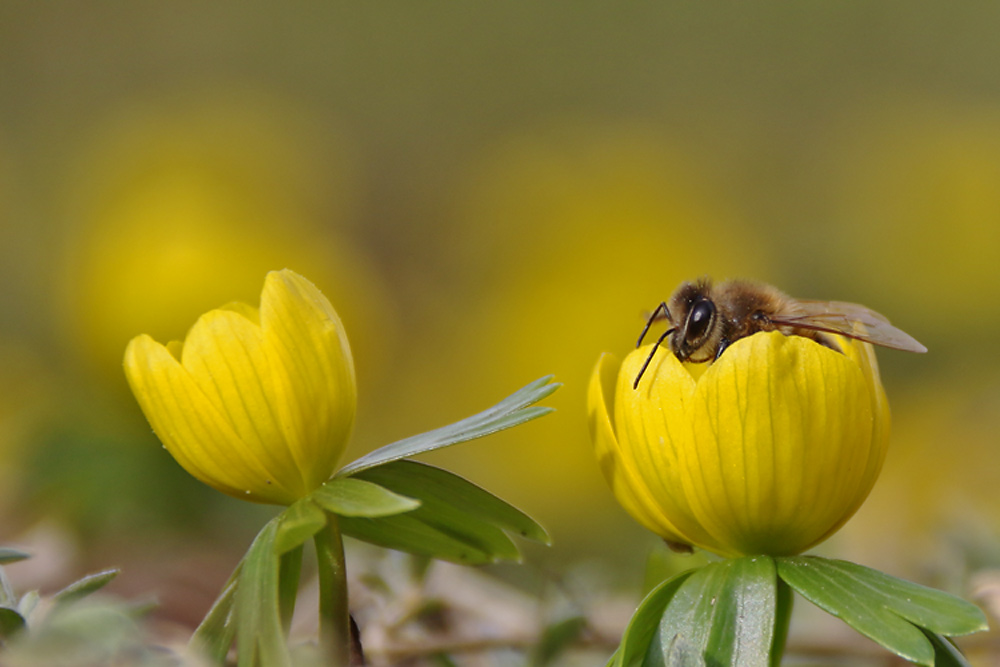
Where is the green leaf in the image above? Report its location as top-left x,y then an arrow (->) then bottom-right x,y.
17,590 -> 40,620
275,498 -> 328,555
0,567 -> 15,607
53,569 -> 120,605
770,578 -> 793,667
339,460 -> 547,564
612,569 -> 696,667
0,606 -> 26,639
647,556 -> 777,667
662,634 -> 706,666
0,548 -> 30,565
191,561 -> 242,662
3,600 -> 146,663
235,518 -> 290,667
777,556 -> 988,666
338,376 -> 559,476
357,460 -> 547,543
312,477 -> 420,518
278,546 -> 303,634
341,512 -> 498,564
531,615 -> 588,666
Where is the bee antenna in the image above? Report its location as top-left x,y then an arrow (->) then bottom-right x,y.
636,301 -> 671,348
633,326 -> 675,390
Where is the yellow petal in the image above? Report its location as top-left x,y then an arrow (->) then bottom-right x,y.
683,332 -> 874,555
618,347 -> 725,551
588,353 -> 690,545
217,300 -> 261,324
812,336 -> 891,542
178,307 -> 307,500
258,269 -> 356,492
124,333 -> 295,503
123,269 -> 357,505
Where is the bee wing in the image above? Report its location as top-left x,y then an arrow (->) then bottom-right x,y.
771,299 -> 928,353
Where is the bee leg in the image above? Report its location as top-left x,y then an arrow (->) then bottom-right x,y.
636,301 -> 671,348
713,338 -> 731,361
633,326 -> 675,390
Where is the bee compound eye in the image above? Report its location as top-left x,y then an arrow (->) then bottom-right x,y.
686,299 -> 715,343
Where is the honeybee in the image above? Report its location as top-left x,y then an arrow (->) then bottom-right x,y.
633,278 -> 927,389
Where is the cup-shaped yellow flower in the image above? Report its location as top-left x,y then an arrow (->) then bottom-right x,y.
589,331 -> 890,557
124,269 -> 356,505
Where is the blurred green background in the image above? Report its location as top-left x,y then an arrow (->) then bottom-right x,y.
2,1 -> 1000,659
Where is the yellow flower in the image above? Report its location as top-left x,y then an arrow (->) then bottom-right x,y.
124,269 -> 356,505
588,331 -> 890,557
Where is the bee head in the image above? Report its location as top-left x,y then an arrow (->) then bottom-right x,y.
673,296 -> 717,361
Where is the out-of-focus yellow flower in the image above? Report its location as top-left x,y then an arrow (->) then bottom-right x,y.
589,331 -> 890,557
124,270 -> 356,505
56,92 -> 392,390
404,121 -> 768,548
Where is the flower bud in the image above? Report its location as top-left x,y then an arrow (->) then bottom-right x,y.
124,269 -> 356,505
588,331 -> 889,557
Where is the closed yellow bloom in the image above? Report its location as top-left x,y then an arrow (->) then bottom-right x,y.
588,331 -> 889,557
124,269 -> 356,505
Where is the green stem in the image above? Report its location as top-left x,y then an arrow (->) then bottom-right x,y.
314,511 -> 351,667
771,576 -> 794,667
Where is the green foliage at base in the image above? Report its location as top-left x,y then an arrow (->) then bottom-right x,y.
190,376 -> 558,664
778,556 -> 986,666
610,555 -> 988,667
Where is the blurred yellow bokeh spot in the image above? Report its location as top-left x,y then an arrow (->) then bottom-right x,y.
831,101 -> 1000,341
54,91 -> 392,389
400,120 -> 772,546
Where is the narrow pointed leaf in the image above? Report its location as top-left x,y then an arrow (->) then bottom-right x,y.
782,557 -> 986,635
275,498 -> 328,555
312,477 -> 420,518
339,461 -> 545,564
352,460 -> 547,543
17,590 -> 40,619
0,568 -> 15,607
278,546 -> 303,633
0,548 -> 30,565
924,629 -> 974,667
340,508 -> 510,565
613,569 -> 696,667
235,518 -> 290,667
777,556 -> 986,666
338,376 -> 559,476
54,569 -> 120,605
778,557 -> 930,664
647,557 -> 777,667
191,561 -> 241,663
